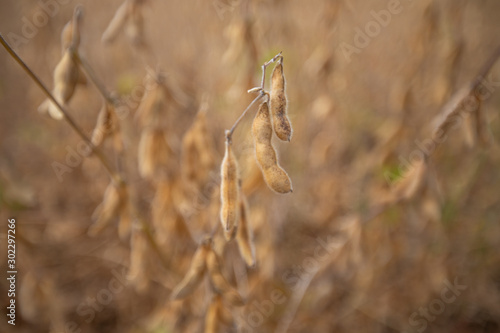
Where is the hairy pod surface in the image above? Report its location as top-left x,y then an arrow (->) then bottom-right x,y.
263,165 -> 292,194
270,61 -> 292,141
252,101 -> 293,193
220,140 -> 240,236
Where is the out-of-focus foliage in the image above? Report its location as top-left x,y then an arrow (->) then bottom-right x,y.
1,1 -> 500,332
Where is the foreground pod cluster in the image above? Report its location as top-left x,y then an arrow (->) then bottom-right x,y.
172,54 -> 293,328
219,54 -> 293,237
3,1 -> 500,331
218,54 -> 293,261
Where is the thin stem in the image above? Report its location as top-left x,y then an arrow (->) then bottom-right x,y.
73,51 -> 115,105
0,34 -> 121,184
226,93 -> 264,142
429,44 -> 500,158
260,64 -> 266,91
261,51 -> 282,90
226,51 -> 283,142
275,272 -> 318,333
138,216 -> 173,271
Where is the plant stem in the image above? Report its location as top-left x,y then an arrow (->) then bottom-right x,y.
226,93 -> 264,143
73,50 -> 116,105
225,51 -> 283,143
261,51 -> 282,91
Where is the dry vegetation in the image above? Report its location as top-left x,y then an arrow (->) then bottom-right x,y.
1,0 -> 500,332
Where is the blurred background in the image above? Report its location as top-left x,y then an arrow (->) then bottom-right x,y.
1,0 -> 500,332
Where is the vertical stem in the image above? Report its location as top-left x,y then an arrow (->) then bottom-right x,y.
260,51 -> 282,91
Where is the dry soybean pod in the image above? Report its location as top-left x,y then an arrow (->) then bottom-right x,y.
206,248 -> 244,306
204,296 -> 220,333
220,136 -> 240,238
170,239 -> 210,300
101,0 -> 131,44
252,99 -> 292,194
270,57 -> 292,142
61,5 -> 83,53
236,195 -> 256,267
205,294 -> 233,332
88,182 -> 121,236
41,49 -> 79,120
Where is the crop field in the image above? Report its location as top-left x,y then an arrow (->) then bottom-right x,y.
1,1 -> 500,332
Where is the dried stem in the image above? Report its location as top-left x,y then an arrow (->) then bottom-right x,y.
0,34 -> 121,185
470,45 -> 500,92
362,45 -> 500,225
73,50 -> 116,105
430,45 -> 500,156
225,94 -> 264,143
260,51 -> 282,91
225,51 -> 283,143
137,214 -> 175,272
